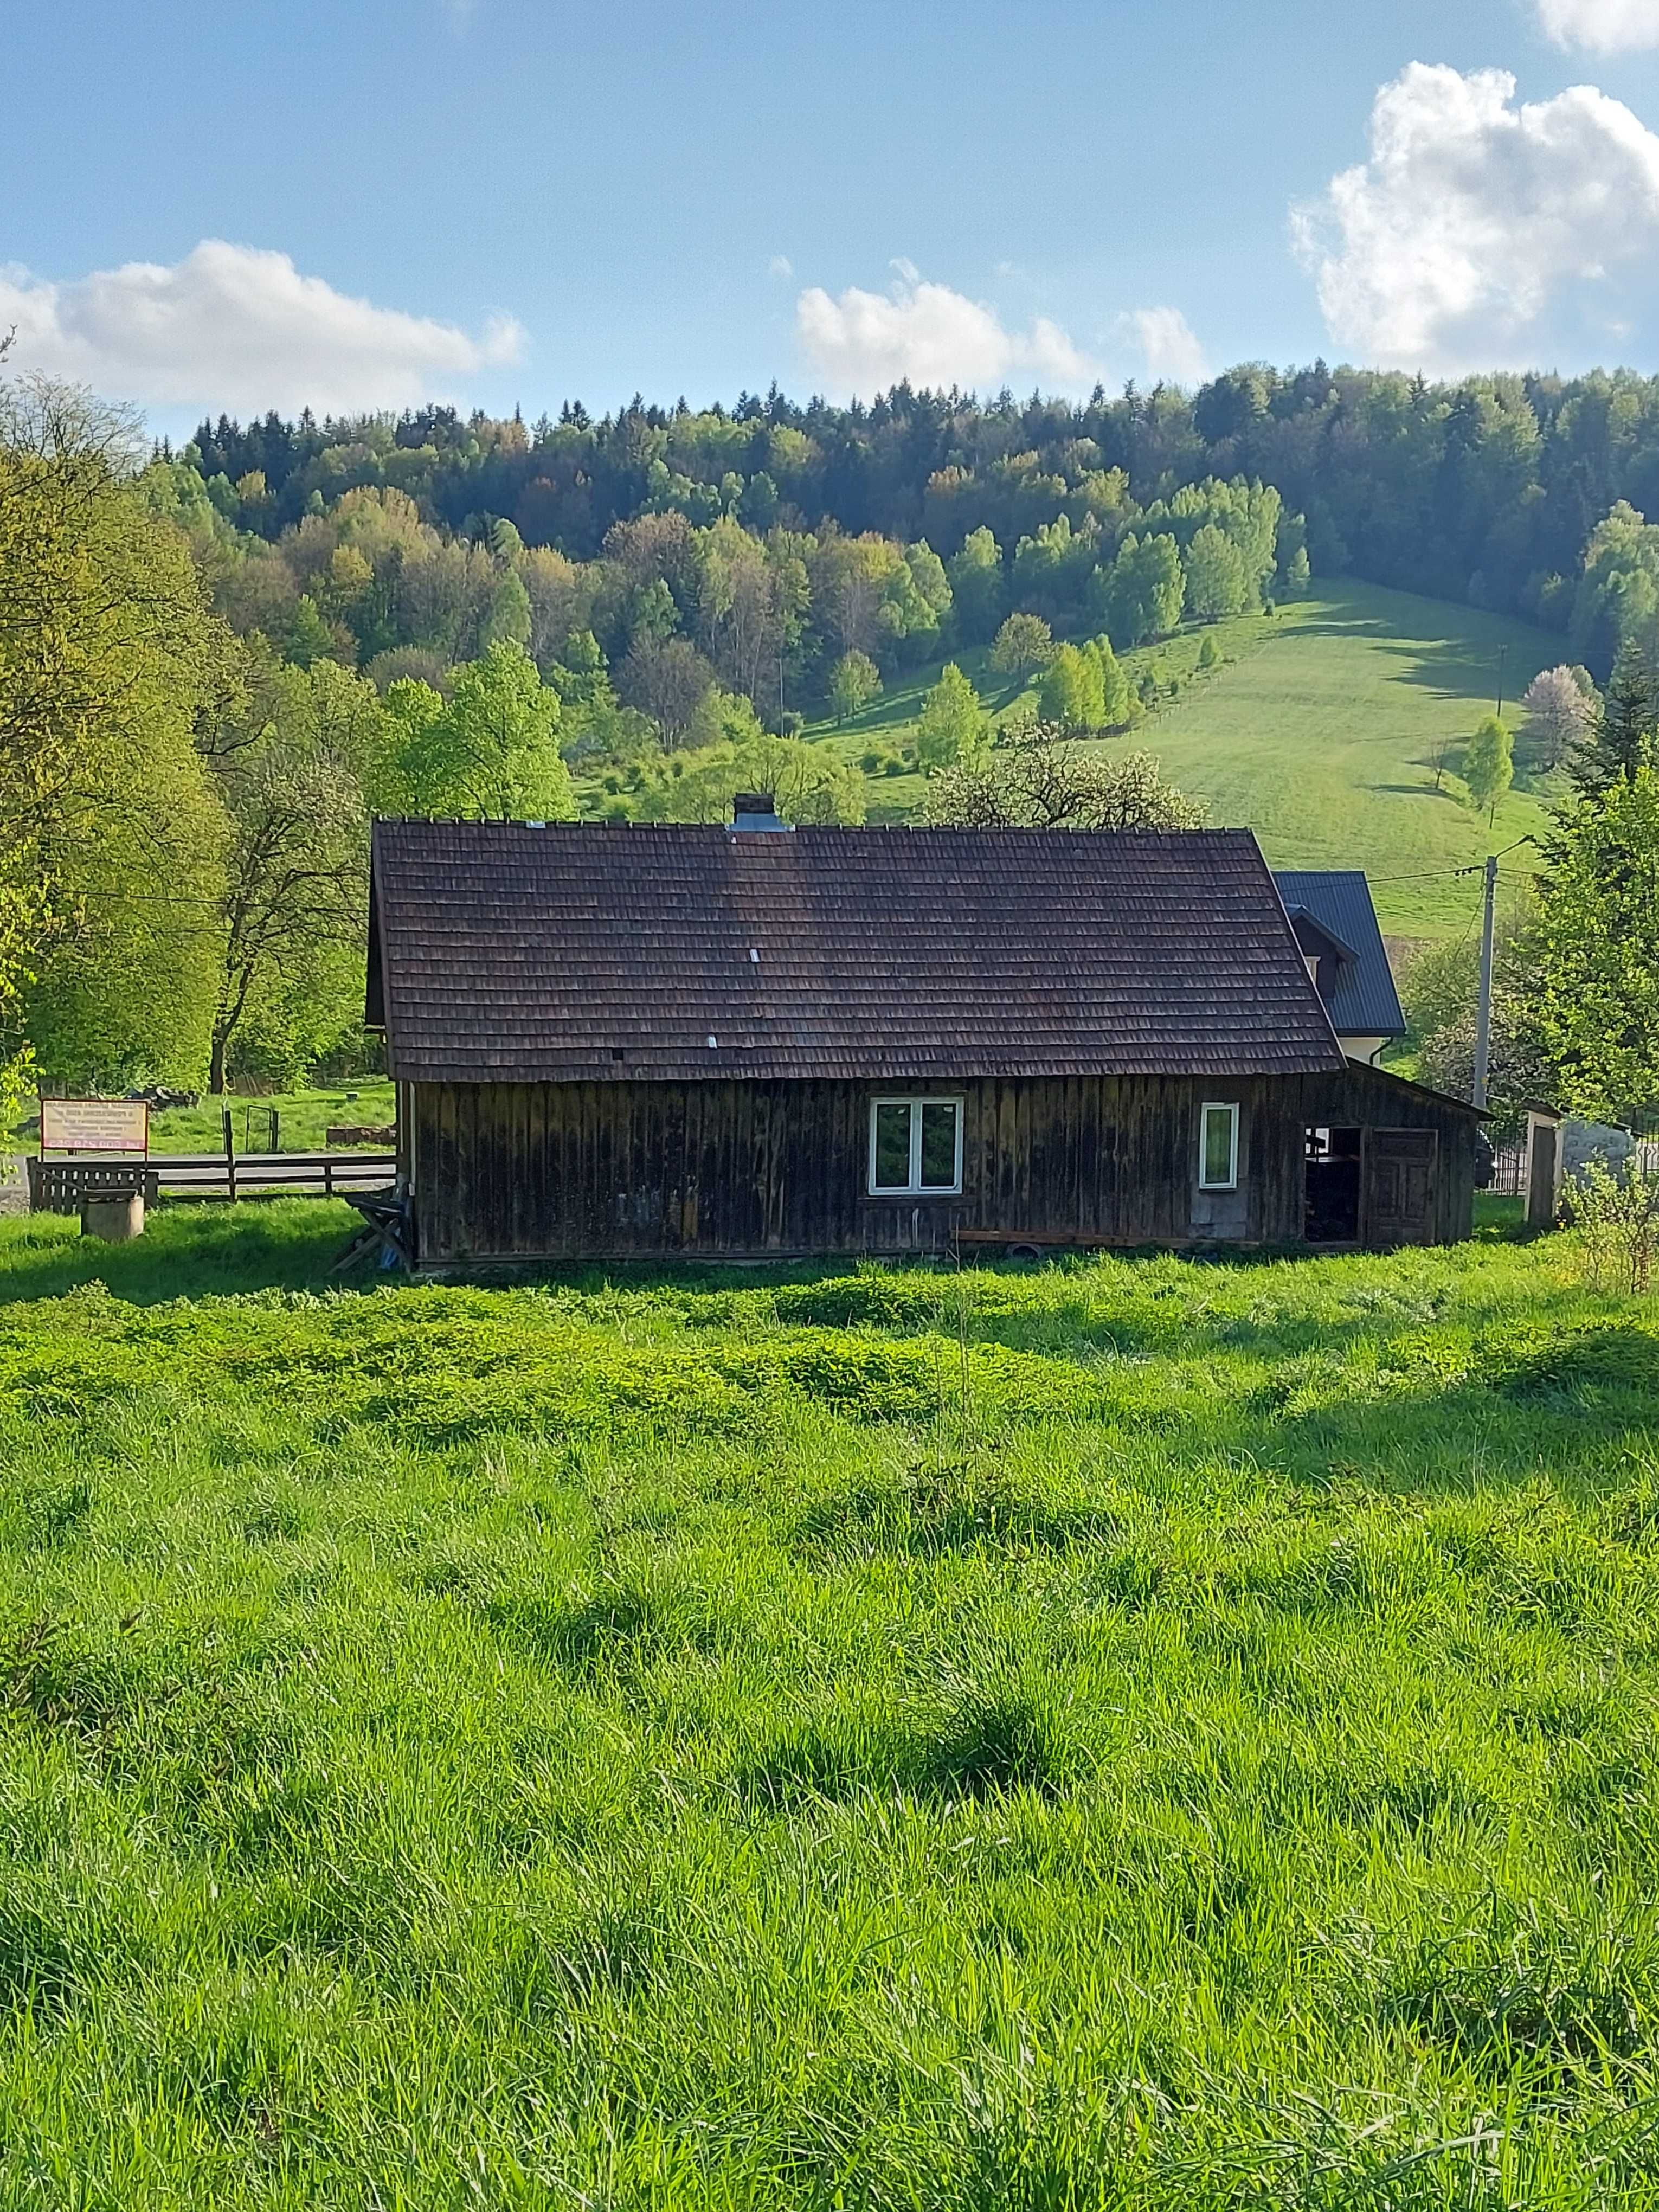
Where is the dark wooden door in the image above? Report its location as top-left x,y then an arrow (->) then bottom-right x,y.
1365,1128 -> 1438,1246
1527,1120 -> 1559,1230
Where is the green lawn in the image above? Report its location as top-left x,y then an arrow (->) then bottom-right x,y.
10,1083 -> 397,1158
5,1206 -> 1659,2205
812,582 -> 1564,938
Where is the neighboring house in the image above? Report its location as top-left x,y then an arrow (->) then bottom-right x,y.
1273,869 -> 1405,1066
368,805 -> 1483,1266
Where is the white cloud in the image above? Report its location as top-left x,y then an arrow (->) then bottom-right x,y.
0,239 -> 525,417
795,270 -> 1096,398
1536,0 -> 1659,52
1293,63 -> 1659,372
768,254 -> 793,280
1121,305 -> 1207,385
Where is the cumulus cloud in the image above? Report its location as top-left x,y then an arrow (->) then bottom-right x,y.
1293,63 -> 1659,372
0,239 -> 525,417
1536,0 -> 1659,52
795,270 -> 1096,398
1121,306 -> 1207,385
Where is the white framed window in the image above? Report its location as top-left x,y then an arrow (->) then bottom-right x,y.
1198,1100 -> 1240,1191
868,1096 -> 964,1197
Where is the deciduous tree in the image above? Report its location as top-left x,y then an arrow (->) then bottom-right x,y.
829,650 -> 881,722
922,721 -> 1206,832
988,612 -> 1055,678
914,663 -> 984,771
1464,714 -> 1513,820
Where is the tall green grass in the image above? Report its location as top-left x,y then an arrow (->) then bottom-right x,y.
3,1212 -> 1659,2205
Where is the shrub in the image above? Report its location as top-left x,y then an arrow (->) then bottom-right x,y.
1568,1156 -> 1659,1293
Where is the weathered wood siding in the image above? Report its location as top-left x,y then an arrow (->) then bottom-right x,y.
1293,1062 -> 1480,1247
408,1064 -> 1478,1264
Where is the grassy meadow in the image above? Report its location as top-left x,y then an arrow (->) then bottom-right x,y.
5,1203 -> 1659,2204
814,581 -> 1563,938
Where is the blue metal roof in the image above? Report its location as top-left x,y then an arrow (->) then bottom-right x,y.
1272,870 -> 1405,1040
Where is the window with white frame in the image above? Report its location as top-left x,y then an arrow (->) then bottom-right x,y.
868,1096 -> 964,1196
1198,1100 -> 1240,1191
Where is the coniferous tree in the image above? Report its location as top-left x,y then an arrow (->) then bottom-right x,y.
1574,642 -> 1658,795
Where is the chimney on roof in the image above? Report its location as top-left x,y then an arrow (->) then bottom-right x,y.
730,791 -> 789,833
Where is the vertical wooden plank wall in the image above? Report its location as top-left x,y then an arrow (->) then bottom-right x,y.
408,1064 -> 1479,1263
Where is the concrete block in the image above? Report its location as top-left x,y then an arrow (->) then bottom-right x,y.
82,1193 -> 145,1242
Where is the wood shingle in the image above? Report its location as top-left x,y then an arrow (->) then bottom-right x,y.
368,820 -> 1348,1084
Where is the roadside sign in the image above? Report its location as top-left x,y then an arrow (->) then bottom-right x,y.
40,1098 -> 150,1154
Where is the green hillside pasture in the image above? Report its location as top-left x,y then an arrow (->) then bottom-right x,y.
1116,582 -> 1561,936
5,1211 -> 1659,2204
814,584 -> 1562,935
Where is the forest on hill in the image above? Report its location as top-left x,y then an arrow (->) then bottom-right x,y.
5,356 -> 1659,1117
177,364 -> 1659,683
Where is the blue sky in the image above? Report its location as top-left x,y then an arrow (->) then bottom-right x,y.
7,0 -> 1659,430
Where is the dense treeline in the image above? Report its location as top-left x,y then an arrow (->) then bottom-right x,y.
148,418 -> 1294,735
177,363 -> 1659,679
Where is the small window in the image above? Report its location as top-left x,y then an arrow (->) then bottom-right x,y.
868,1096 -> 963,1196
1199,1101 -> 1239,1191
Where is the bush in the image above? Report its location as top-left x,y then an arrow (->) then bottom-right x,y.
1568,1157 -> 1659,1293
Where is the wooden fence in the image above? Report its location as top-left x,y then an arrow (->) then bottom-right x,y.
28,1152 -> 396,1213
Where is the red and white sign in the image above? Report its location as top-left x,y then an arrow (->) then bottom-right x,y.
40,1098 -> 150,1153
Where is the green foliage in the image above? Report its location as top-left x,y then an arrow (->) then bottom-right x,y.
912,663 -> 983,771
1464,715 -> 1514,818
480,564 -> 533,651
0,1216 -> 1658,2200
1566,1156 -> 1659,1294
829,650 -> 882,722
1198,633 -> 1219,670
1404,890 -> 1548,1141
1532,767 -> 1659,1119
1182,523 -> 1250,621
631,716 -> 866,826
923,723 -> 1205,831
393,640 -> 572,822
1,376 -> 232,1098
1037,642 -> 1107,731
1573,643 -> 1657,796
1102,532 -> 1184,646
946,525 -> 1005,643
988,611 -> 1055,676
200,652 -> 377,1091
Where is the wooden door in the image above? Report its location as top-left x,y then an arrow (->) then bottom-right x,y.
1527,1120 -> 1559,1231
1365,1128 -> 1438,1246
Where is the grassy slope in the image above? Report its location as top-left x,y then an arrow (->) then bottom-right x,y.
4,1207 -> 1659,2205
811,581 -> 1563,939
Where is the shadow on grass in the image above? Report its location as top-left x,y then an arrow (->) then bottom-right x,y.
0,1201 -> 368,1306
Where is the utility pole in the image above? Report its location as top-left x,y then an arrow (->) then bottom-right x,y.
1495,643 -> 1508,722
1472,852 -> 1499,1109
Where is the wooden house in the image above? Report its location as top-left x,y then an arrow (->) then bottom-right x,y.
366,807 -> 1483,1267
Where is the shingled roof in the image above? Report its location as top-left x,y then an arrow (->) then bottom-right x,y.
368,820 -> 1347,1083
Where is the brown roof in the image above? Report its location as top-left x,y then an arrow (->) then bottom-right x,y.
369,820 -> 1347,1083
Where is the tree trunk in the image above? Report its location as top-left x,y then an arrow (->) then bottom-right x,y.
208,1030 -> 228,1096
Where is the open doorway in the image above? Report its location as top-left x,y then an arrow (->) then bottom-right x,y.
1305,1125 -> 1362,1243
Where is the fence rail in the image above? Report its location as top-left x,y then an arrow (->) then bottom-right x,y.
28,1152 -> 396,1213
